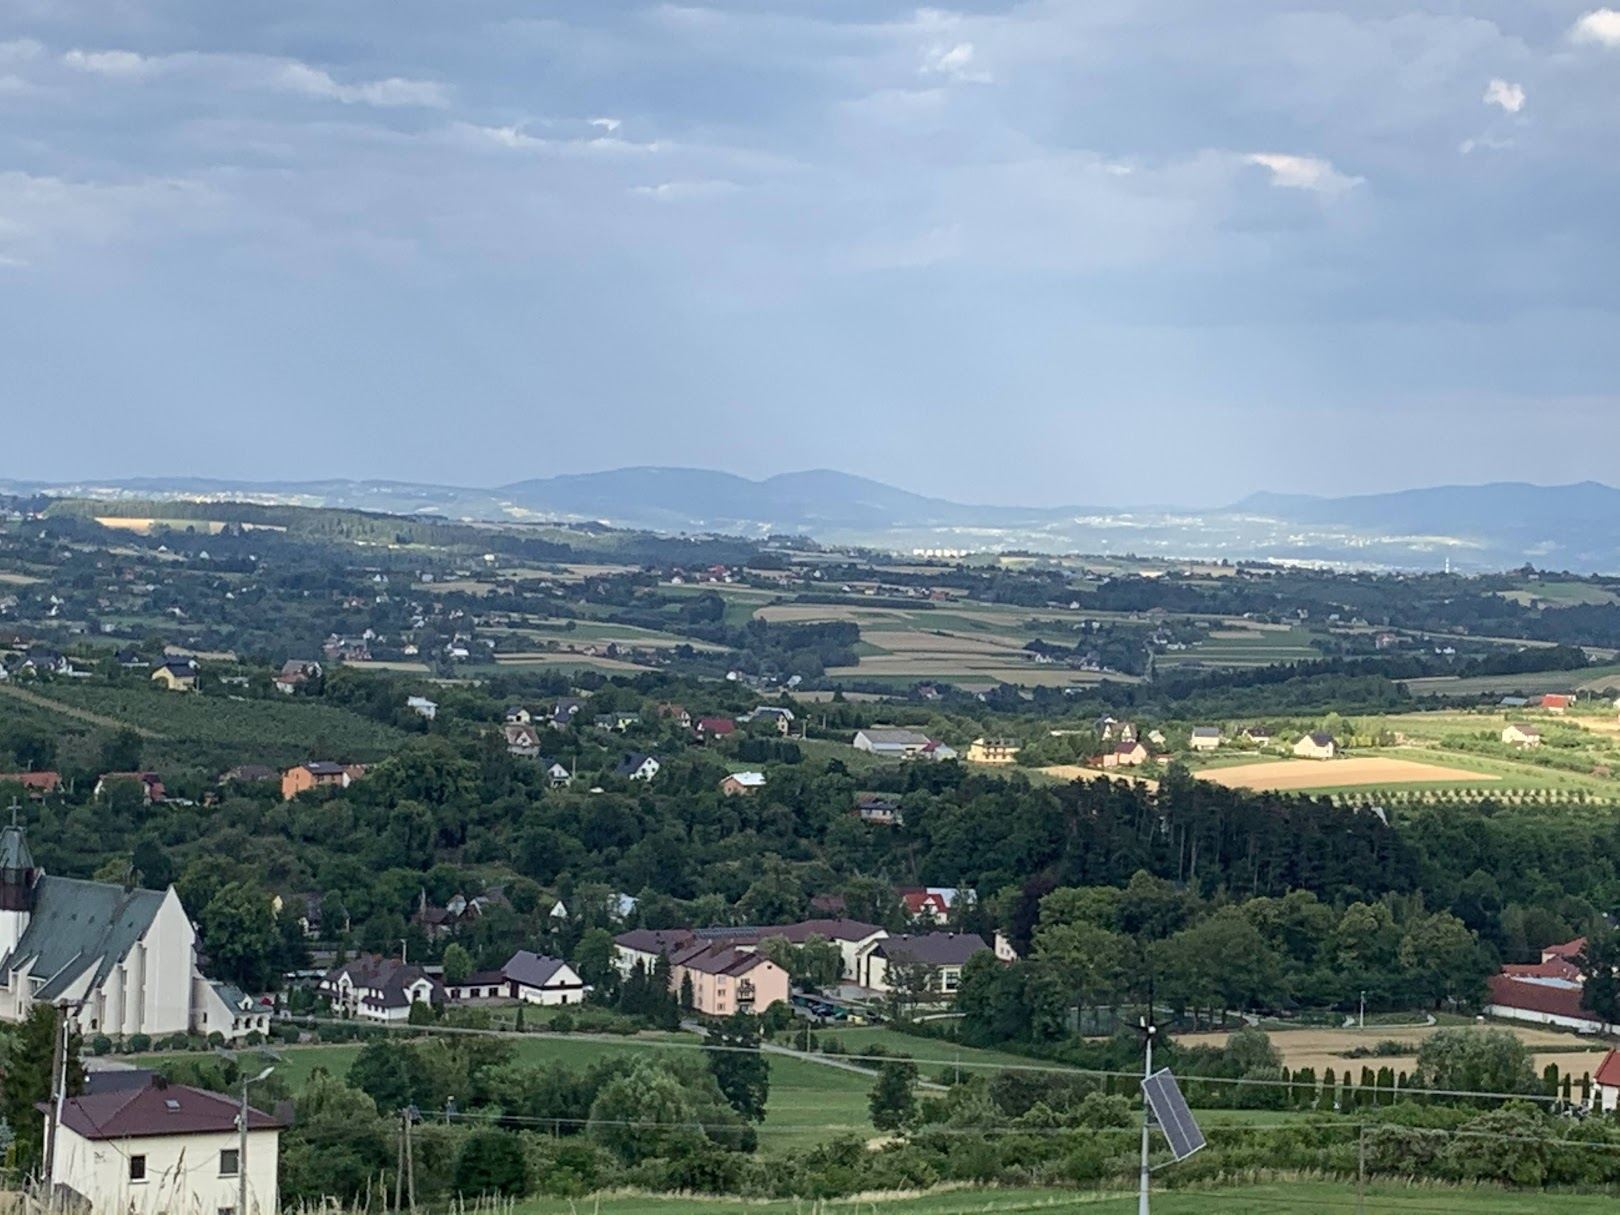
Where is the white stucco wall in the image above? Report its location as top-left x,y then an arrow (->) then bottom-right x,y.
54,1125 -> 279,1215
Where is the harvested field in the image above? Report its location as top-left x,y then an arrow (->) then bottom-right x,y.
494,653 -> 650,671
1180,1024 -> 1587,1077
1197,757 -> 1500,791
343,660 -> 432,673
754,604 -> 913,624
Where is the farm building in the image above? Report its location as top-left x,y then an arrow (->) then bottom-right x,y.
1540,694 -> 1574,714
1593,1051 -> 1620,1114
1292,733 -> 1337,761
853,727 -> 935,757
1502,723 -> 1542,747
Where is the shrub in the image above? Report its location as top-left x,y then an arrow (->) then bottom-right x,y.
90,1035 -> 112,1057
128,1033 -> 152,1054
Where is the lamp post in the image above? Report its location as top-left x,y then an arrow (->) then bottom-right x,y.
237,1065 -> 275,1215
1359,990 -> 1366,1031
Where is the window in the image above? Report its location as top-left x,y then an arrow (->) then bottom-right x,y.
129,1156 -> 147,1182
219,1149 -> 240,1177
218,1207 -> 237,1215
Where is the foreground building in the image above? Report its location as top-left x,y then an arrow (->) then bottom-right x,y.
49,1079 -> 282,1215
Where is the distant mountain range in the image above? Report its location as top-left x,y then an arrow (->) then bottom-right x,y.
6,469 -> 1620,573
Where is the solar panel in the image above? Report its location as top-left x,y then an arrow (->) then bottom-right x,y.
1141,1068 -> 1205,1162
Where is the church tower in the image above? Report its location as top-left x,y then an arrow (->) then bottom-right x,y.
0,811 -> 40,960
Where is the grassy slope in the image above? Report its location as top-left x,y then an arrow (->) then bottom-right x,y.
137,1034 -> 874,1152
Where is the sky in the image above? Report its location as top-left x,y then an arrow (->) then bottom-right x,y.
3,0 -> 1620,507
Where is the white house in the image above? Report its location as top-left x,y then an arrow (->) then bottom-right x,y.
51,1080 -> 282,1215
614,753 -> 661,781
1502,723 -> 1542,747
1593,1051 -> 1620,1113
1189,727 -> 1222,752
1483,973 -> 1609,1035
1293,732 -> 1337,761
406,696 -> 438,721
859,933 -> 991,995
321,955 -> 445,1022
445,951 -> 587,1005
198,982 -> 272,1041
0,822 -> 237,1040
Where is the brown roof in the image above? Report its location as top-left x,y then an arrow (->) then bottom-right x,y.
1502,957 -> 1582,983
50,1081 -> 283,1141
0,771 -> 60,792
1485,974 -> 1594,1022
1596,1050 -> 1620,1089
1544,937 -> 1587,961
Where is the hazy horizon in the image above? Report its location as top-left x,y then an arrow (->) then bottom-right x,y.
5,1 -> 1620,503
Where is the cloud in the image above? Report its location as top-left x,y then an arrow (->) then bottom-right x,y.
61,48 -> 448,108
62,48 -> 164,79
0,39 -> 43,63
589,117 -> 621,132
629,179 -> 739,201
1571,9 -> 1620,46
271,62 -> 448,108
1482,78 -> 1524,113
1243,153 -> 1363,194
921,42 -> 991,84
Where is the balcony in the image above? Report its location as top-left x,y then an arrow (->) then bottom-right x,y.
737,980 -> 757,1004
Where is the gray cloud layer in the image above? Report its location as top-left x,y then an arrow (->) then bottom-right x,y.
2,2 -> 1618,504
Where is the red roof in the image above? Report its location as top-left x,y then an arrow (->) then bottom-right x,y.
902,891 -> 949,917
1543,937 -> 1587,962
1504,957 -> 1582,983
697,718 -> 736,735
49,1081 -> 283,1141
1596,1050 -> 1620,1089
1485,974 -> 1596,1022
0,771 -> 60,793
1540,694 -> 1573,709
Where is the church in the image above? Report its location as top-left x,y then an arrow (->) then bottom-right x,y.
0,819 -> 253,1040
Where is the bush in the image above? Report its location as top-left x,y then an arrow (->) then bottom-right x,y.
128,1033 -> 152,1054
90,1034 -> 112,1057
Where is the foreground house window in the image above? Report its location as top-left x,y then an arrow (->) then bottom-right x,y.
129,1156 -> 147,1182
220,1148 -> 240,1177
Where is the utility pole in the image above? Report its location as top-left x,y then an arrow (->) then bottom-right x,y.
394,1111 -> 406,1213
42,1004 -> 69,1187
1357,1124 -> 1367,1215
237,1065 -> 274,1215
404,1107 -> 417,1213
1359,990 -> 1366,1032
1138,1020 -> 1156,1215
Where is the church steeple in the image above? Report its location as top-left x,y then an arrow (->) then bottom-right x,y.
0,803 -> 40,934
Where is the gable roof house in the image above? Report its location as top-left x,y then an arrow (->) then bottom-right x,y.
47,1079 -> 283,1215
504,722 -> 544,758
537,758 -> 573,788
1241,725 -> 1275,746
1502,723 -> 1542,747
1540,694 -> 1574,714
281,761 -> 362,801
503,705 -> 532,725
720,771 -> 767,796
1102,740 -> 1148,768
900,889 -> 951,924
321,954 -> 446,1022
695,717 -> 737,741
614,918 -> 889,986
746,705 -> 795,735
1293,732 -> 1338,761
0,821 -> 247,1039
1189,726 -> 1222,752
860,932 -> 991,994
614,753 -> 661,782
551,698 -> 589,729
149,658 -> 199,692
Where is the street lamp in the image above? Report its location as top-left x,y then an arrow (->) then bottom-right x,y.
237,1065 -> 275,1215
1359,990 -> 1366,1031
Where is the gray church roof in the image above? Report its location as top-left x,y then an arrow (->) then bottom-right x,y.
0,876 -> 168,1002
0,823 -> 34,873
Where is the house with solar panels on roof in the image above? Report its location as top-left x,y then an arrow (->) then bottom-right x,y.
0,818 -> 254,1041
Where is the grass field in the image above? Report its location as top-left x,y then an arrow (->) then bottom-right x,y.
136,1034 -> 875,1152
511,1182 -> 1620,1214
